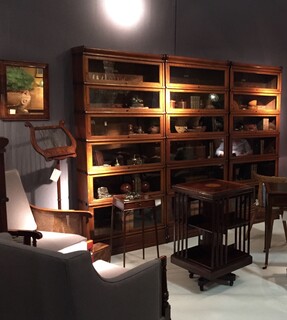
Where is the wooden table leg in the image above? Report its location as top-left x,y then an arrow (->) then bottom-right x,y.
123,210 -> 127,267
153,207 -> 160,258
264,202 -> 273,269
141,209 -> 145,260
110,205 -> 115,258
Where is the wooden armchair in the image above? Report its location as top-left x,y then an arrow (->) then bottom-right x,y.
5,169 -> 92,252
250,171 -> 287,243
0,136 -> 93,253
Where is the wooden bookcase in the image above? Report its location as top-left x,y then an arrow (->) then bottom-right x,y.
229,62 -> 281,183
72,46 -> 166,253
164,55 -> 229,226
72,46 -> 281,253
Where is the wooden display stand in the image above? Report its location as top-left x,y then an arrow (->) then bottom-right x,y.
25,121 -> 77,209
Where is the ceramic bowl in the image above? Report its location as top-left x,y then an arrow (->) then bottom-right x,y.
175,125 -> 188,133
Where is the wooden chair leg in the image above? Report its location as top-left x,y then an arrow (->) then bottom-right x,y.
246,205 -> 257,240
282,219 -> 287,242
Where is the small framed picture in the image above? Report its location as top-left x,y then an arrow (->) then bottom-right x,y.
0,60 -> 49,120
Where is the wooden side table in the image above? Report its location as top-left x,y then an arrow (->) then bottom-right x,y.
171,179 -> 253,290
264,181 -> 287,269
110,195 -> 159,267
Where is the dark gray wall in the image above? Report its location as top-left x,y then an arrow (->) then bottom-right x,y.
0,0 -> 286,207
174,0 -> 287,175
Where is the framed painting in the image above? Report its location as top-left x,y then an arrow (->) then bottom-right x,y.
0,60 -> 49,120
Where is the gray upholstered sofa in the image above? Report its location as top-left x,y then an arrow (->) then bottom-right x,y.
0,233 -> 171,320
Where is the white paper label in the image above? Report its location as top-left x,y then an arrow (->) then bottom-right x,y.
50,168 -> 61,182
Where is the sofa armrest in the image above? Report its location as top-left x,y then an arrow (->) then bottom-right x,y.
101,256 -> 170,319
30,204 -> 92,237
103,256 -> 171,320
69,254 -> 171,320
160,256 -> 171,319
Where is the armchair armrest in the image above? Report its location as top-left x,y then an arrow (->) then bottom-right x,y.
9,229 -> 42,246
30,204 -> 92,237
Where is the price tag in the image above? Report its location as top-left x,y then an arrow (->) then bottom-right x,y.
50,168 -> 61,182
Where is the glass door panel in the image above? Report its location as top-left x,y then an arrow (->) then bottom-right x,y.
232,71 -> 279,90
168,138 -> 225,162
86,87 -> 163,112
85,57 -> 163,87
168,66 -> 225,87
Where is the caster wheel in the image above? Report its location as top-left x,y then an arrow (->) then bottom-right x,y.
198,277 -> 207,291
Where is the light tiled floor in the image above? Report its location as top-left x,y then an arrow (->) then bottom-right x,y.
111,220 -> 287,320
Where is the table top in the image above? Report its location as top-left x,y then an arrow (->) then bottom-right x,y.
173,179 -> 253,201
112,194 -> 155,211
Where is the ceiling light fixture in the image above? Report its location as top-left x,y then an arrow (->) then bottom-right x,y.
103,0 -> 144,29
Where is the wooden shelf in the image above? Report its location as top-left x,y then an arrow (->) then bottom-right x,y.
171,246 -> 252,280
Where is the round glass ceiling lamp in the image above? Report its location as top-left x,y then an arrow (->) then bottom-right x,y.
103,0 -> 144,28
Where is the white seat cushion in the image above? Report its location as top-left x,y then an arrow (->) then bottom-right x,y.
93,259 -> 128,278
37,231 -> 87,252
